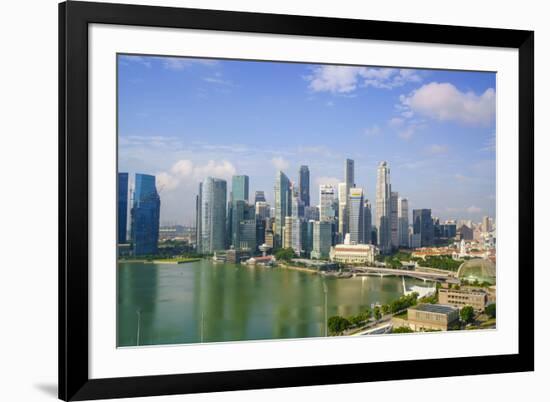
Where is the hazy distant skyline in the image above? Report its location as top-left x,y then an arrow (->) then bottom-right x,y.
118,55 -> 496,226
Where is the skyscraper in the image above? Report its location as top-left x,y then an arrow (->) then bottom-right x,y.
345,158 -> 355,189
390,191 -> 399,248
375,161 -> 392,253
274,171 -> 291,248
195,182 -> 202,251
363,199 -> 372,244
348,188 -> 364,244
319,184 -> 336,222
232,175 -> 249,202
482,216 -> 491,233
311,221 -> 332,259
118,172 -> 128,244
397,197 -> 409,247
200,177 -> 227,253
413,209 -> 434,247
254,190 -> 266,203
337,182 -> 349,239
255,201 -> 270,220
130,173 -> 160,256
299,165 -> 310,207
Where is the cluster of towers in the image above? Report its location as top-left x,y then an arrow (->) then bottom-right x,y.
194,158 -> 432,258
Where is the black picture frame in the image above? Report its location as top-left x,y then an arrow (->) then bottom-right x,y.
59,1 -> 534,400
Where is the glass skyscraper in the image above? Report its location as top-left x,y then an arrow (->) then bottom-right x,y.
118,172 -> 129,244
130,173 -> 160,256
348,188 -> 364,244
232,175 -> 249,202
298,165 -> 310,207
376,161 -> 392,253
274,171 -> 291,248
201,177 -> 227,253
413,208 -> 434,247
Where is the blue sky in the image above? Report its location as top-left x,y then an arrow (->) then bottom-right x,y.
118,54 -> 496,226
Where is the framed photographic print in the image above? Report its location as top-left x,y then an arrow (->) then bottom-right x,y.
59,1 -> 534,400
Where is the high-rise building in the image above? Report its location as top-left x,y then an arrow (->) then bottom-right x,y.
254,190 -> 266,203
348,188 -> 364,244
130,173 -> 161,256
413,209 -> 434,247
195,182 -> 202,251
232,175 -> 249,202
319,184 -> 336,222
299,165 -> 310,207
230,199 -> 246,249
304,206 -> 320,221
274,171 -> 292,248
390,191 -> 399,248
200,177 -> 227,253
397,197 -> 409,247
345,158 -> 355,189
338,182 -> 349,239
482,216 -> 491,233
239,219 -> 257,252
363,200 -> 372,244
283,216 -> 293,249
118,172 -> 128,244
311,221 -> 332,259
375,161 -> 392,253
291,186 -> 304,218
255,201 -> 270,220
291,217 -> 303,256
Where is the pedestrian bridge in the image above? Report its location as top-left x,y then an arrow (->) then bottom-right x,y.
352,266 -> 457,282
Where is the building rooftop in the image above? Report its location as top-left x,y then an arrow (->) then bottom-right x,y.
409,303 -> 457,314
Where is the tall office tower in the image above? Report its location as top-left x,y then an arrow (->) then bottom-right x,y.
231,200 -> 246,249
255,219 -> 266,249
311,221 -> 332,259
397,197 -> 409,247
200,177 -> 227,253
291,217 -> 303,256
130,173 -> 161,256
390,191 -> 399,248
232,175 -> 249,202
363,199 -> 372,244
413,209 -> 434,247
254,190 -> 266,203
304,206 -> 320,222
291,186 -> 304,219
255,201 -> 270,220
347,188 -> 364,244
274,171 -> 292,248
283,216 -> 293,249
118,172 -> 129,244
482,216 -> 491,233
375,161 -> 392,253
299,165 -> 310,207
337,182 -> 349,239
303,220 -> 313,257
319,184 -> 336,222
238,220 -> 257,252
345,158 -> 355,189
195,182 -> 202,251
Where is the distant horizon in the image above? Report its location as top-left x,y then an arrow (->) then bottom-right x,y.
118,55 -> 496,226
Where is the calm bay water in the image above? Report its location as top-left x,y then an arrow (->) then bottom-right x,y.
117,260 -> 431,346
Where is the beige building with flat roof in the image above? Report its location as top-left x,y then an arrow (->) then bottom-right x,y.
329,243 -> 378,264
438,287 -> 487,311
404,303 -> 459,331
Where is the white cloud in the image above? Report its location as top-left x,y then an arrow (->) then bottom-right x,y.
454,173 -> 470,182
388,117 -> 404,128
306,66 -> 423,94
466,205 -> 482,214
119,55 -> 152,68
271,156 -> 290,171
399,82 -> 496,125
155,159 -> 236,192
160,57 -> 218,71
426,144 -> 449,155
307,66 -> 364,94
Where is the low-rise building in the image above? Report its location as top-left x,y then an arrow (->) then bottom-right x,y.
405,303 -> 459,331
438,286 -> 487,311
329,243 -> 378,264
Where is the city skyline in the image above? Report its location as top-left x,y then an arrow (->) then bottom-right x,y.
118,55 -> 496,225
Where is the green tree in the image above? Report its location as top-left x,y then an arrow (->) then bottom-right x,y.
274,247 -> 296,262
484,303 -> 496,319
460,306 -> 475,323
392,326 -> 414,334
373,306 -> 382,321
328,316 -> 351,335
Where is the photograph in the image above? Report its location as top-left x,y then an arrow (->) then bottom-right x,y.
116,54 -> 497,347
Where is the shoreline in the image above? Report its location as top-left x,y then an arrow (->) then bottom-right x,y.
118,258 -> 201,265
